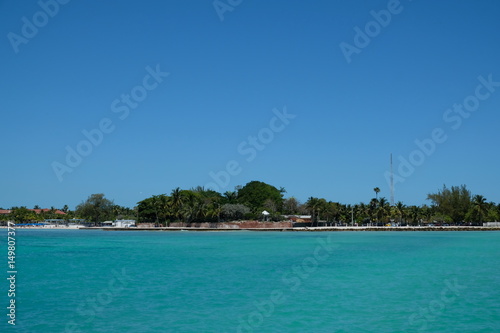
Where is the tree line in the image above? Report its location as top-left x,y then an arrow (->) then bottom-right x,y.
1,182 -> 499,225
134,182 -> 500,226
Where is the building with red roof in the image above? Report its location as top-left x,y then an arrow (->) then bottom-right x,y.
0,209 -> 66,215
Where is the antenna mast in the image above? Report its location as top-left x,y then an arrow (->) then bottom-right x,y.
390,153 -> 395,206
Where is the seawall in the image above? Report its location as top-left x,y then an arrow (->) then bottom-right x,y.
81,225 -> 500,232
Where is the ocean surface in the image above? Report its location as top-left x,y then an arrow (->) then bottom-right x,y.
2,229 -> 500,332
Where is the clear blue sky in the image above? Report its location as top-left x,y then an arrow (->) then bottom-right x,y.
1,0 -> 499,209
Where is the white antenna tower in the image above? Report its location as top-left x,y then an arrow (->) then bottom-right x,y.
390,153 -> 395,206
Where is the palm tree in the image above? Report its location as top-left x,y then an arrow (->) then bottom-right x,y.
306,197 -> 322,226
180,192 -> 200,224
354,202 -> 370,222
408,206 -> 421,225
420,205 -> 433,224
170,187 -> 184,221
373,187 -> 381,200
472,195 -> 488,223
338,203 -> 348,225
209,199 -> 222,223
377,197 -> 390,223
395,201 -> 406,224
369,198 -> 378,225
320,201 -> 339,224
157,195 -> 171,226
112,204 -> 121,220
223,191 -> 238,204
191,185 -> 206,193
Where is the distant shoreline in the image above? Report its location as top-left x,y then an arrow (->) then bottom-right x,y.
87,226 -> 500,232
2,226 -> 497,232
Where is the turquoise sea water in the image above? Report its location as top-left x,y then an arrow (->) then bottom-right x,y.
2,229 -> 500,332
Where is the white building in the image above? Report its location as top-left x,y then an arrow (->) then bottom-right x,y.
114,220 -> 136,228
102,220 -> 136,228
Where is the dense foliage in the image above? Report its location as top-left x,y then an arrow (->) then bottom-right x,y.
1,182 -> 498,225
75,193 -> 115,224
236,181 -> 284,213
427,185 -> 497,223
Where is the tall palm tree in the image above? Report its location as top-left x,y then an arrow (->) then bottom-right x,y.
395,201 -> 406,224
209,199 -> 222,223
472,195 -> 488,223
408,206 -> 421,225
369,198 -> 378,225
180,192 -> 200,224
170,187 -> 184,221
306,197 -> 322,226
373,187 -> 381,200
377,197 -> 390,223
355,203 -> 368,225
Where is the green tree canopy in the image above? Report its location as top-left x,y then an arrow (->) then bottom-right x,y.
237,181 -> 284,213
75,193 -> 114,224
10,207 -> 40,223
465,194 -> 489,223
427,185 -> 471,222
